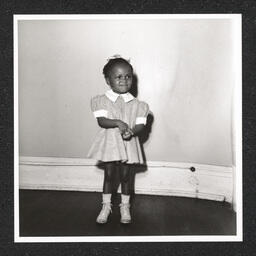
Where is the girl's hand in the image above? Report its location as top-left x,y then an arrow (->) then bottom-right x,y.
116,120 -> 129,134
122,128 -> 134,140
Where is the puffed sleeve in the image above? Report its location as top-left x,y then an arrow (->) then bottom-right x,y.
136,101 -> 149,125
91,95 -> 108,118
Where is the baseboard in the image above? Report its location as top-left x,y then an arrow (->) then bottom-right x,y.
19,156 -> 233,203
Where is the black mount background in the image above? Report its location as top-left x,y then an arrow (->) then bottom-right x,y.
1,1 -> 255,255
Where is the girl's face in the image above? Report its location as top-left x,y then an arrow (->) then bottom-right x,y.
106,63 -> 133,94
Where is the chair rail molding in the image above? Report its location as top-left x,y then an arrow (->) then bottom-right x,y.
19,156 -> 233,203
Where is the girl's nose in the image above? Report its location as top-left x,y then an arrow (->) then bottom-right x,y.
119,76 -> 127,82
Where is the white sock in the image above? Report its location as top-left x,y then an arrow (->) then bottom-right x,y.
102,193 -> 111,204
121,194 -> 130,204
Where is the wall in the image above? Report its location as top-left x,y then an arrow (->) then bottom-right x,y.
18,18 -> 235,166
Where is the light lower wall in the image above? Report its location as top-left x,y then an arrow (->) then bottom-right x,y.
19,156 -> 233,203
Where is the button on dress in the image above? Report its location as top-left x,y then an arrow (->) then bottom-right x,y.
87,93 -> 149,164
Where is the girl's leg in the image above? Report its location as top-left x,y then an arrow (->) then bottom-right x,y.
96,162 -> 115,224
119,163 -> 131,195
119,163 -> 131,223
103,162 -> 116,194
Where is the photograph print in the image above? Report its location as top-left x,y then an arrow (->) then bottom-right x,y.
14,14 -> 242,242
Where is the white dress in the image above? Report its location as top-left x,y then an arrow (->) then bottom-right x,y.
87,90 -> 149,164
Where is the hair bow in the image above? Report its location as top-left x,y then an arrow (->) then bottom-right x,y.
107,54 -> 131,63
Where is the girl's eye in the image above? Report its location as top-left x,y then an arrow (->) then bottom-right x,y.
115,75 -> 132,79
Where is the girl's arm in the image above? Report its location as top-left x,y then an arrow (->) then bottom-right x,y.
122,124 -> 145,140
97,117 -> 128,134
131,124 -> 145,136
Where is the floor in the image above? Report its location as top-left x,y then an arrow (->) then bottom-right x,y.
19,190 -> 236,237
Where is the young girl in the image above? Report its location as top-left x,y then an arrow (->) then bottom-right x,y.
88,56 -> 149,224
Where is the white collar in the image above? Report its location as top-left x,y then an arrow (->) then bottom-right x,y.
105,89 -> 134,103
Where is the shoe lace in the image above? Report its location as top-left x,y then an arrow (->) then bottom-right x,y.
101,202 -> 112,214
119,203 -> 130,215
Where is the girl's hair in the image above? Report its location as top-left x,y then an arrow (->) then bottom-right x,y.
103,57 -> 133,78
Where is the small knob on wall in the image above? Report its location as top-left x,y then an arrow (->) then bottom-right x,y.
190,166 -> 196,172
